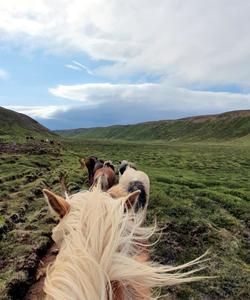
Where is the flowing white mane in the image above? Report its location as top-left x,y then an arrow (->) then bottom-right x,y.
44,188 -> 207,300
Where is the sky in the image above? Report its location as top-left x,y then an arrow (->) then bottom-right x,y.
0,0 -> 250,129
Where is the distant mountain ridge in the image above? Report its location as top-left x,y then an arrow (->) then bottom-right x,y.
56,110 -> 250,142
0,106 -> 55,138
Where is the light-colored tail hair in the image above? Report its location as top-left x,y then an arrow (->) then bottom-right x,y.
44,188 -> 208,299
90,172 -> 109,191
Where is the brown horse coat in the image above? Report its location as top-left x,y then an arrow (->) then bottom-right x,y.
92,166 -> 116,191
80,156 -> 105,186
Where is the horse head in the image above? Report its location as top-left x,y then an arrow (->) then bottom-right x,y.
42,186 -> 208,299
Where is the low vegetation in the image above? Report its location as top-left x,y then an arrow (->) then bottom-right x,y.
0,107 -> 55,139
56,110 -> 250,143
0,138 -> 249,299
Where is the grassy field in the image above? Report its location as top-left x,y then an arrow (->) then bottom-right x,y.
0,139 -> 249,299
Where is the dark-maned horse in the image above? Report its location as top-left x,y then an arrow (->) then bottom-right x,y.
80,156 -> 104,185
118,160 -> 137,176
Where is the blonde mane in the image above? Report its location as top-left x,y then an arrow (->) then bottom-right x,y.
44,188 -> 207,299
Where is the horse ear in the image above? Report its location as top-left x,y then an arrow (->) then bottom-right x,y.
43,189 -> 70,218
123,190 -> 141,208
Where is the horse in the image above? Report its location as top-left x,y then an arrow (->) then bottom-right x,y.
91,161 -> 117,191
79,156 -> 104,185
108,166 -> 150,213
118,160 -> 137,176
42,185 -> 207,299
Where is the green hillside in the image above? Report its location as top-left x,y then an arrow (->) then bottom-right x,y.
0,107 -> 55,138
56,110 -> 250,142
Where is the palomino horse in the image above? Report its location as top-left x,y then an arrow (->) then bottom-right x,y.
43,185 -> 207,299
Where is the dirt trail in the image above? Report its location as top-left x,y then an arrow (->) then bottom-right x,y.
24,244 -> 58,300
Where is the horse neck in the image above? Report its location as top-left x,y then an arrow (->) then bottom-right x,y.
45,191 -> 153,300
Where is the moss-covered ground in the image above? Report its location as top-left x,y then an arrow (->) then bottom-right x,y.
0,139 -> 249,299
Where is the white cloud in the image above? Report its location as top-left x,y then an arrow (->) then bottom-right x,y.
72,61 -> 93,75
49,82 -> 250,113
5,105 -> 71,119
1,1 -> 250,129
49,83 -> 157,104
1,1 -> 250,87
5,81 -> 250,129
0,68 -> 9,79
65,60 -> 93,74
65,64 -> 82,71
7,83 -> 250,129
